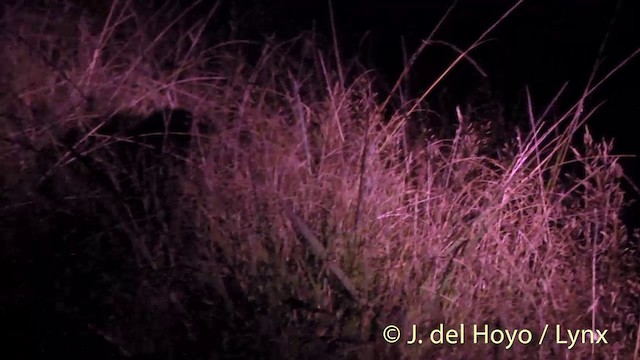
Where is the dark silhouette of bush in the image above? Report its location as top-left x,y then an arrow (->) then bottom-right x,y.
1,108 -> 205,358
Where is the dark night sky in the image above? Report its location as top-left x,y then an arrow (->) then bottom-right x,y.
231,0 -> 640,181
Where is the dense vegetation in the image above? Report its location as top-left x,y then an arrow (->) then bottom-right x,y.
1,1 -> 638,358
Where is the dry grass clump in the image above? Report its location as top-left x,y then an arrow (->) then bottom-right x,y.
1,1 -> 638,359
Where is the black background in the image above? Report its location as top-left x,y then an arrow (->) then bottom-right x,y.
231,0 -> 639,179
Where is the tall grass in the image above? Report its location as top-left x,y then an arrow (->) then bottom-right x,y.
1,1 -> 638,358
